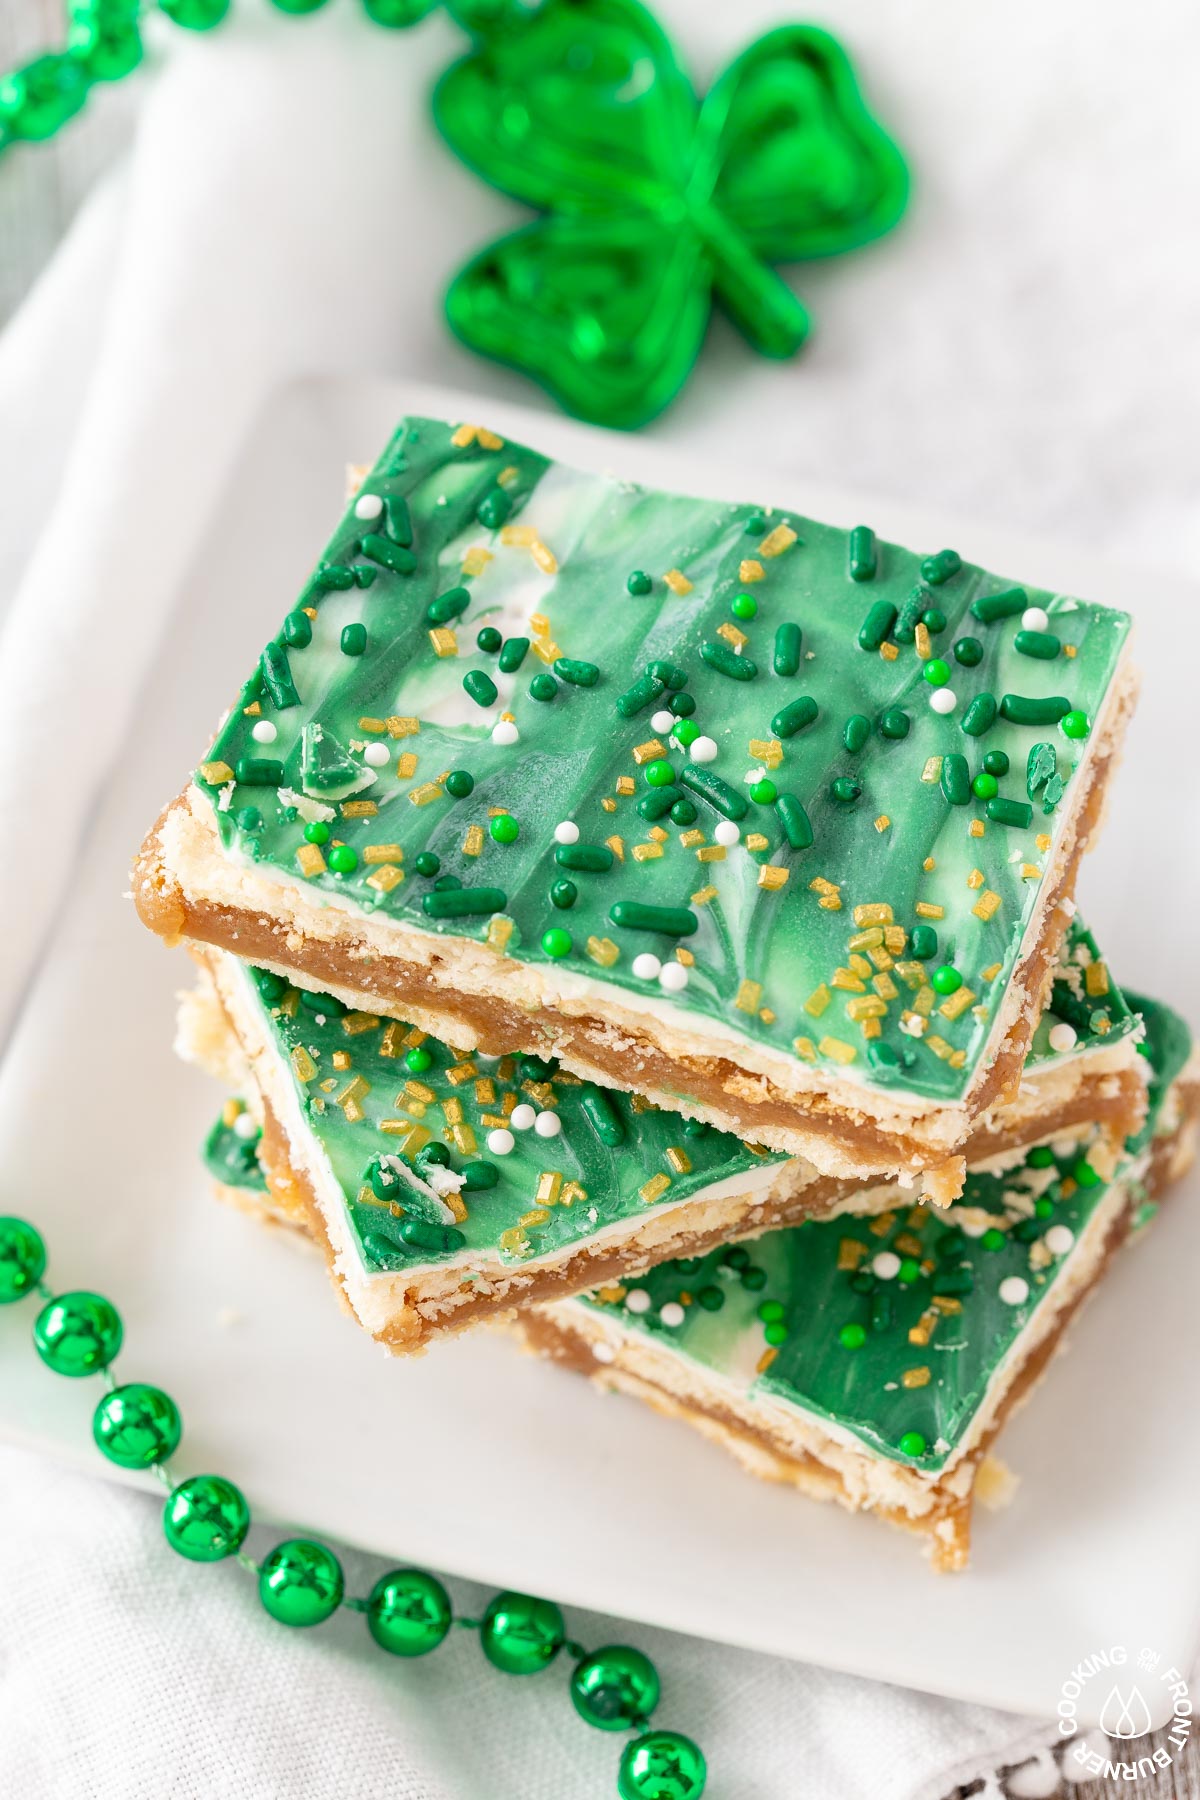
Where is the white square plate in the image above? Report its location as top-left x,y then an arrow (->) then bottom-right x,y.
2,376 -> 1197,1726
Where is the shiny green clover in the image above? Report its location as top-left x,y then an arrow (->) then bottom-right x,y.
434,0 -> 908,428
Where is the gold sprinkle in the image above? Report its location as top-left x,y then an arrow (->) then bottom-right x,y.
450,423 -> 478,447
586,935 -> 620,968
739,559 -> 765,583
717,622 -> 748,650
914,901 -> 944,920
408,782 -> 444,807
902,1366 -> 932,1389
921,756 -> 943,783
792,1035 -> 817,1060
981,962 -> 1002,981
853,903 -> 893,927
758,864 -> 789,891
560,1180 -> 587,1208
532,540 -> 557,575
939,986 -> 976,1020
632,842 -> 663,862
818,893 -> 843,911
404,1080 -> 436,1104
972,889 -> 1002,922
341,800 -> 377,818
648,825 -> 669,843
846,995 -> 887,1021
735,980 -> 763,1013
341,1012 -> 381,1037
358,717 -> 387,735
1036,832 -> 1052,852
1021,862 -> 1041,880
474,1077 -> 496,1106
968,819 -> 986,838
967,868 -> 985,890
759,1007 -> 776,1024
831,968 -> 866,993
884,926 -> 906,952
530,638 -> 562,664
428,627 -> 458,658
923,856 -> 936,872
387,716 -> 420,739
606,834 -> 625,862
640,1173 -> 672,1204
497,1227 -> 529,1256
748,737 -> 783,769
696,844 -> 726,863
500,524 -> 537,546
462,824 -> 484,858
290,1046 -> 318,1083
296,843 -> 326,877
804,985 -> 832,1017
445,1063 -> 477,1088
1063,643 -> 1077,658
528,612 -> 550,638
632,739 -> 667,765
691,885 -> 718,906
519,1209 -> 550,1229
873,972 -> 898,1001
914,621 -> 932,660
336,1075 -> 370,1121
758,522 -> 797,558
874,814 -> 891,833
818,1035 -> 857,1065
756,1348 -> 778,1375
461,546 -> 492,577
360,845 -> 402,866
331,1050 -> 351,1072
396,751 -> 419,779
486,916 -> 514,954
665,1146 -> 692,1175
243,702 -> 261,718
849,927 -> 883,951
745,832 -> 770,853
675,946 -> 694,966
199,760 -> 234,785
848,953 -> 872,976
601,797 -> 617,813
615,775 -> 636,796
663,568 -> 693,595
838,1238 -> 868,1271
925,1034 -> 955,1061
679,829 -> 705,849
809,876 -> 839,896
536,1171 -> 564,1207
1085,960 -> 1110,997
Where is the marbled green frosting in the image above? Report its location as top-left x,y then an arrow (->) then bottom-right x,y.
194,416 -> 1130,1104
222,917 -> 1133,1280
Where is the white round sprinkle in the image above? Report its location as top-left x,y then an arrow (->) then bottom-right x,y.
353,492 -> 383,520
659,1302 -> 685,1329
363,742 -> 390,767
1044,1224 -> 1075,1256
999,1276 -> 1030,1306
510,1103 -> 536,1132
534,1110 -> 562,1139
232,1112 -> 258,1139
486,1128 -> 515,1155
690,736 -> 719,763
592,1341 -> 615,1363
929,688 -> 957,715
492,720 -> 519,746
714,821 -> 740,847
1047,1021 -> 1078,1054
1022,606 -> 1050,632
872,1251 -> 901,1280
250,720 -> 277,744
651,710 -> 675,734
625,1288 -> 651,1315
957,1215 -> 987,1238
659,962 -> 689,993
553,820 -> 580,845
632,953 -> 662,981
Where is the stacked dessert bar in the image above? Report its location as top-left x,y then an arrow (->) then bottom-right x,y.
135,416 -> 1198,1568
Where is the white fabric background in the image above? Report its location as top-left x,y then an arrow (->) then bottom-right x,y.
0,1 -> 1195,1794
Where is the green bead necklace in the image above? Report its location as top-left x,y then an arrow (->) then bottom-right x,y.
0,1213 -> 706,1800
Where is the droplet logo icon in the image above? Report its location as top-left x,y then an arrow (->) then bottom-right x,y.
1098,1684 -> 1153,1739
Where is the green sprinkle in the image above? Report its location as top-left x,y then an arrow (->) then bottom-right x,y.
463,670 -> 498,708
878,707 -> 910,740
696,1286 -> 725,1312
637,788 -> 678,821
476,489 -> 511,529
580,1083 -> 625,1146
985,795 -> 1033,828
553,657 -> 599,688
831,777 -> 861,804
981,1228 -> 1006,1251
310,564 -> 355,595
898,1431 -> 927,1459
848,525 -> 877,582
743,512 -> 766,536
446,770 -> 474,799
731,593 -> 757,621
972,771 -> 999,800
1027,1145 -> 1056,1168
615,671 -> 666,718
1061,709 -> 1090,739
421,886 -> 507,919
898,1258 -> 921,1283
680,766 -> 749,821
626,570 -> 652,596
340,623 -> 367,657
920,548 -> 962,586
427,586 -> 470,625
983,749 -> 1010,776
303,821 -> 330,846
608,900 -> 698,938
383,494 -> 413,547
460,1161 -> 500,1191
953,636 -> 983,667
750,778 -> 777,804
921,607 -> 947,634
490,815 -> 520,844
931,965 -> 962,995
773,622 -> 802,676
758,1299 -> 785,1323
328,845 -> 358,875
700,640 -> 757,681
893,585 -> 929,644
764,1322 -> 788,1348
771,695 -> 819,738
1000,693 -> 1070,726
645,759 -> 676,788
234,757 -> 282,786
910,924 -> 938,960
670,797 -> 698,826
529,673 -> 558,702
555,842 -> 614,873
858,600 -> 896,651
541,927 -> 572,959
497,636 -> 529,674
405,1046 -> 433,1073
843,713 -> 871,753
940,753 -> 970,805
414,851 -> 440,878
775,793 -> 814,850
283,610 -> 312,648
961,692 -> 998,737
923,657 -> 951,687
669,692 -> 696,718
359,532 -> 415,575
672,718 -> 700,748
260,641 -> 299,710
1014,629 -> 1060,660
236,808 -> 263,833
647,660 -> 687,691
399,1220 -> 466,1256
839,1323 -> 867,1350
971,586 -> 1027,624
254,968 -> 288,1004
1074,1159 -> 1101,1188
476,626 -> 502,653
550,879 -> 577,909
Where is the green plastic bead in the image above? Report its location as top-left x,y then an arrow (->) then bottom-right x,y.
897,1258 -> 921,1283
93,1383 -> 182,1470
921,607 -> 947,633
163,1474 -> 250,1561
749,778 -> 777,804
626,570 -> 652,595
983,750 -> 1010,777
259,1539 -> 344,1627
254,968 -> 288,1004
0,1217 -> 46,1303
235,807 -> 263,834
328,845 -> 358,874
839,1322 -> 866,1349
445,769 -> 474,799
730,592 -> 757,621
541,927 -> 572,959
529,672 -> 558,702
764,1320 -> 788,1347
414,851 -> 440,878
479,1591 -> 565,1674
618,1730 -> 707,1800
1074,1159 -> 1101,1188
669,693 -> 695,719
878,707 -> 910,740
550,879 -> 578,910
669,797 -> 697,826
304,821 -> 331,845
645,759 -> 676,788
671,719 -> 700,748
981,1228 -> 1005,1251
160,0 -> 231,26
476,625 -> 502,653
1027,1145 -> 1056,1169
34,1292 -> 122,1376
758,1300 -> 784,1323
923,657 -> 950,687
953,636 -> 983,667
571,1645 -> 661,1730
931,965 -> 962,996
1061,709 -> 1090,739
367,1569 -> 452,1656
490,814 -> 519,844
972,772 -> 999,800
898,1431 -> 927,1459
405,1047 -> 433,1073
830,776 -> 861,804
337,623 -> 365,657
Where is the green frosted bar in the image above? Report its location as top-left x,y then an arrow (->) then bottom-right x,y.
580,1083 -> 625,1147
399,1220 -> 466,1254
775,793 -> 813,850
773,622 -> 802,676
857,600 -> 896,650
615,672 -> 666,717
555,842 -> 615,873
359,532 -> 415,575
498,636 -> 529,673
608,900 -> 698,937
843,713 -> 871,753
635,787 -> 678,821
985,796 -> 1034,828
1000,693 -> 1070,725
553,658 -> 600,687
971,586 -> 1027,623
460,1161 -> 499,1190
427,586 -> 470,624
940,753 -> 971,805
260,642 -> 299,710
893,584 -> 928,644
700,641 -> 757,681
422,886 -> 507,919
920,549 -> 962,587
848,525 -> 876,582
384,494 -> 412,547
1013,630 -> 1061,661
771,695 -> 818,738
961,692 -> 997,737
680,766 -> 749,820
462,670 -> 498,708
234,757 -> 282,786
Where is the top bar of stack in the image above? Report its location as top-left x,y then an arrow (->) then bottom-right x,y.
134,416 -> 1138,1203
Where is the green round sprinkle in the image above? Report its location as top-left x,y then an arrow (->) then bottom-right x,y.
953,636 -> 983,667
696,1285 -> 725,1312
254,969 -> 288,1004
750,778 -> 777,805
626,570 -> 652,596
961,692 -> 998,737
731,592 -> 757,621
529,673 -> 558,702
304,821 -> 330,845
553,658 -> 599,688
608,900 -> 698,938
670,796 -> 698,826
722,1245 -> 750,1269
971,586 -> 1027,624
498,636 -> 530,674
476,626 -> 502,653
340,622 -> 367,657
490,815 -> 520,844
542,927 -> 572,959
922,607 -> 947,634
422,886 -> 506,920
1000,693 -> 1070,726
700,640 -> 757,681
910,924 -> 938,960
741,1267 -> 767,1291
898,1258 -> 921,1283
758,1300 -> 784,1323
983,749 -> 1010,776
857,600 -> 896,651
831,776 -> 861,804
878,707 -> 910,740
764,1322 -> 788,1348
1014,628 -> 1061,660
645,759 -> 675,788
744,511 -> 766,535
414,851 -> 440,878
669,692 -> 696,718
923,657 -> 951,687
446,770 -> 474,799
771,695 -> 818,739
427,585 -> 470,625
236,807 -> 263,834
405,1047 -> 433,1073
283,610 -> 312,648
463,670 -> 498,709
981,1228 -> 1006,1251
972,772 -> 999,800
898,1431 -> 927,1459
985,795 -> 1033,828
773,622 -> 802,676
551,879 -> 578,910
931,965 -> 962,995
839,1323 -> 866,1350
477,489 -> 510,529
1073,1159 -> 1101,1188
1035,1197 -> 1055,1219
775,793 -> 813,850
328,845 -> 358,875
843,713 -> 871,754
672,718 -> 700,748
1061,709 -> 1090,739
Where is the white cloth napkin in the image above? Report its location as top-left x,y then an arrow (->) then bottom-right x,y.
1,1 -> 1195,1794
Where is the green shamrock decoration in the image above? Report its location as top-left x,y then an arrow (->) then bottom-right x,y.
434,0 -> 908,428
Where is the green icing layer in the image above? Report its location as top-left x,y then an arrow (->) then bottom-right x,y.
220,916 -> 1133,1279
573,999 -> 1190,1474
203,1106 -> 267,1192
193,417 -> 1130,1105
